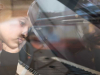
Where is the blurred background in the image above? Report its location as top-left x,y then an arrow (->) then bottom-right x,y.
0,0 -> 33,22
1,0 -> 100,75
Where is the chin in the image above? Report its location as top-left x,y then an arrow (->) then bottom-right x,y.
3,41 -> 26,53
8,45 -> 18,50
3,43 -> 20,53
8,42 -> 19,49
6,48 -> 20,53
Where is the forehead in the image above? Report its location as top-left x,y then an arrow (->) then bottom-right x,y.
10,17 -> 32,27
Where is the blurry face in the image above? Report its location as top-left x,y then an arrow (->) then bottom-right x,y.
0,17 -> 31,53
29,35 -> 49,50
83,24 -> 100,49
91,26 -> 100,46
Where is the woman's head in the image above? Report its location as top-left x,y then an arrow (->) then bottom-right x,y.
0,17 -> 31,53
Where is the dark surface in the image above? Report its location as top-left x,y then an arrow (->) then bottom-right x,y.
0,50 -> 19,75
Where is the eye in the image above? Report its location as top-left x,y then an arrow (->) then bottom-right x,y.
19,19 -> 26,26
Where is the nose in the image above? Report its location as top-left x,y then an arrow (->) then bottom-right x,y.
23,32 -> 28,38
22,27 -> 29,38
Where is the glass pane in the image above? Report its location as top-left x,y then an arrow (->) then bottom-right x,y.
22,0 -> 100,75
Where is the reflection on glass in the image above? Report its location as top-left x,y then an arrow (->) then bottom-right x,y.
21,0 -> 100,75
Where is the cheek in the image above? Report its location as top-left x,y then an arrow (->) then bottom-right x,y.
3,26 -> 22,44
1,25 -> 23,42
10,26 -> 22,36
